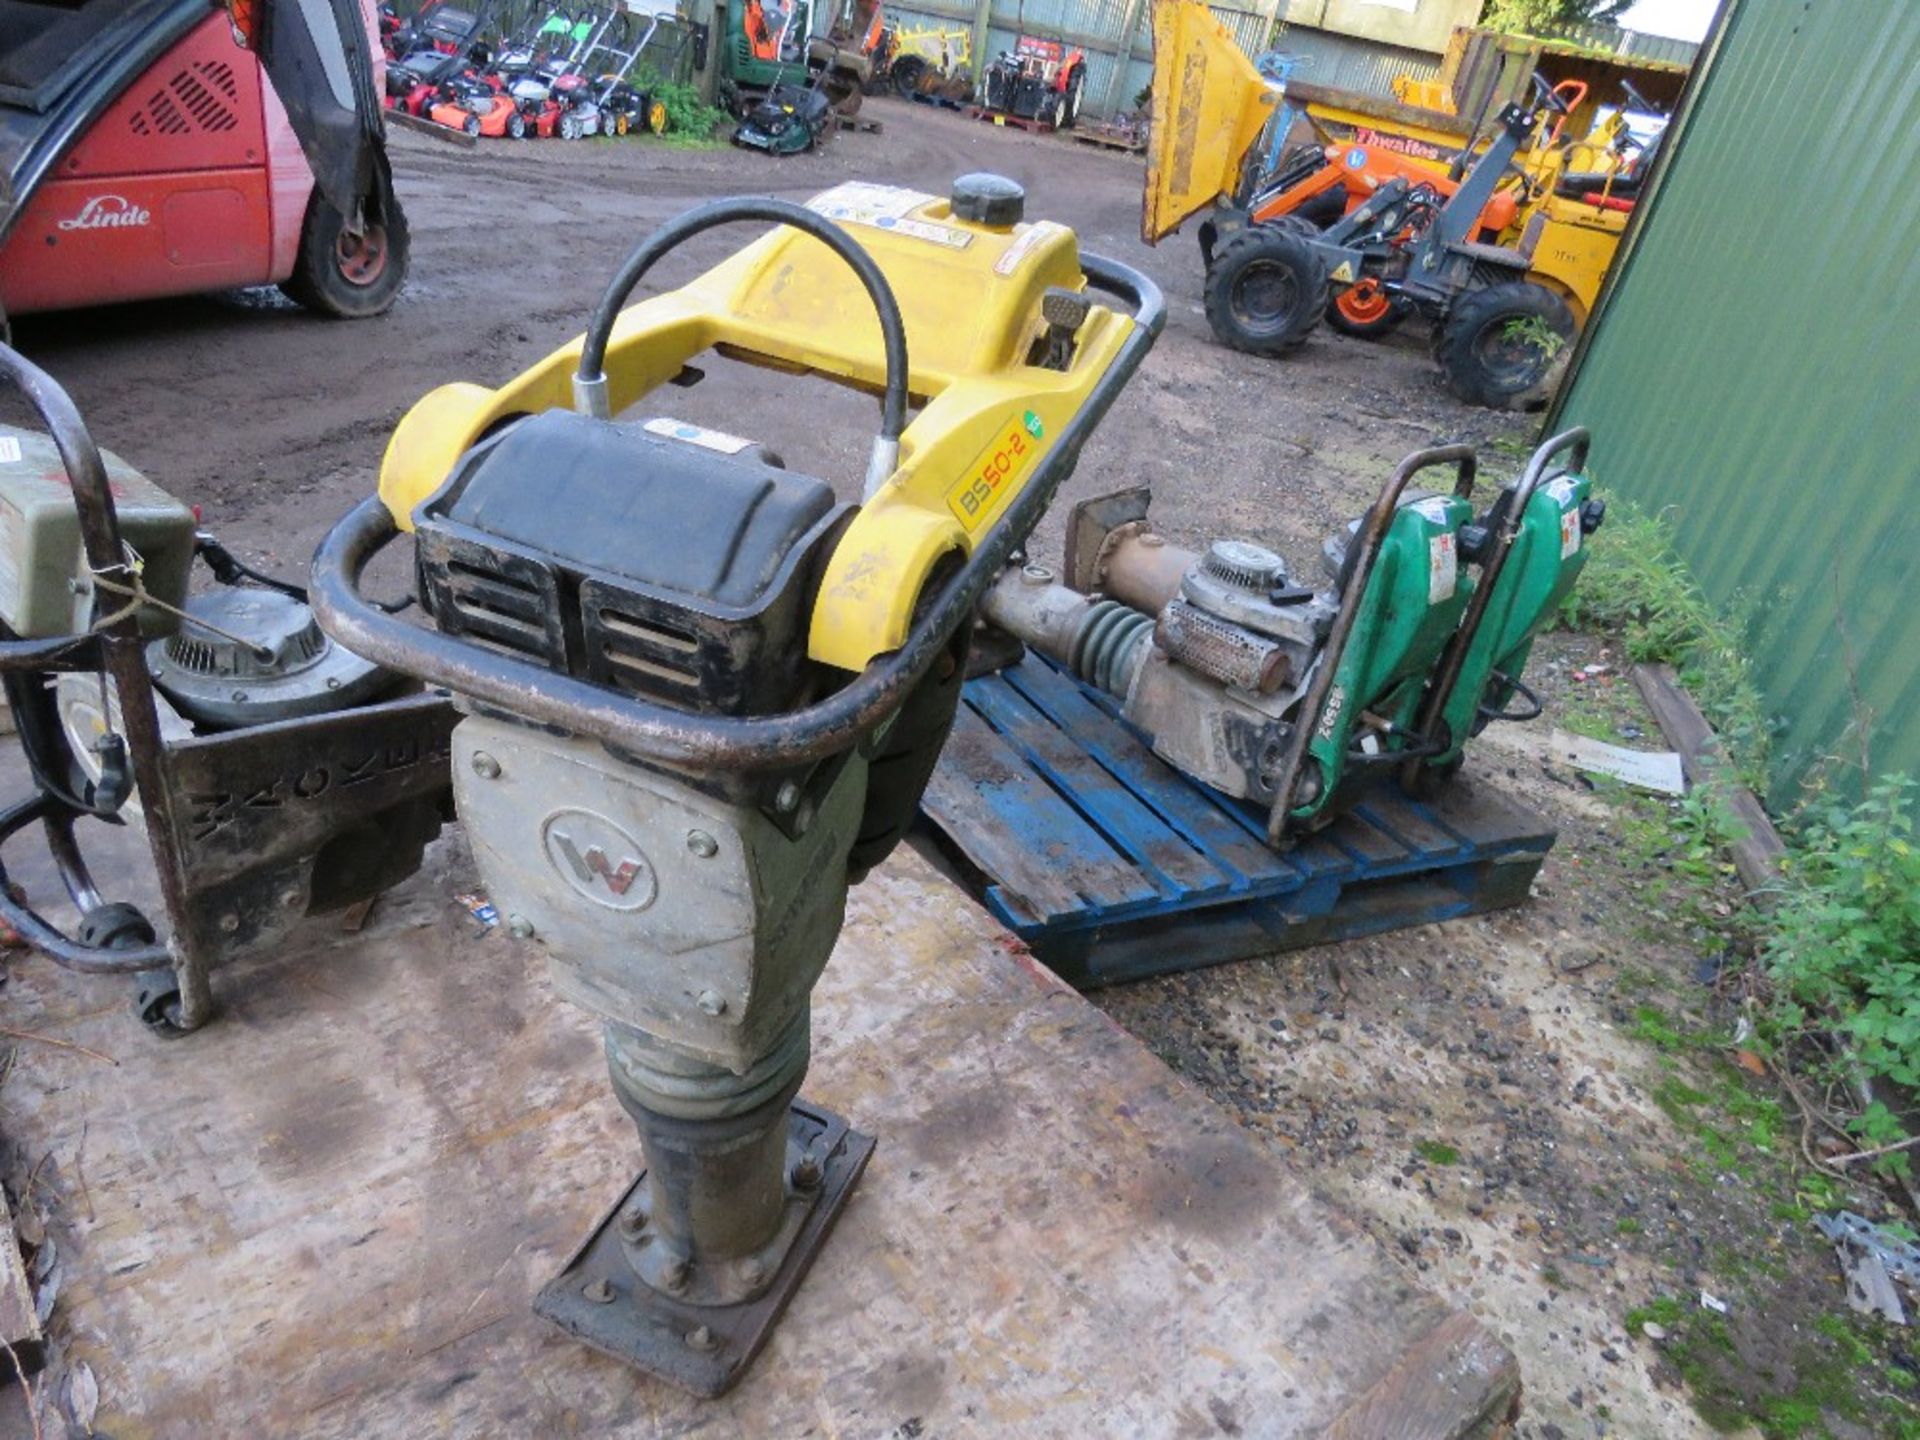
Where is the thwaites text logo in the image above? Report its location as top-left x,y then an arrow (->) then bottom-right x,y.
59,196 -> 153,232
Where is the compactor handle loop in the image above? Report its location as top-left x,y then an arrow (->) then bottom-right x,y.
572,196 -> 912,495
312,253 -> 1164,773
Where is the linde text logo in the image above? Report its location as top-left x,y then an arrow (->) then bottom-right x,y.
58,196 -> 152,232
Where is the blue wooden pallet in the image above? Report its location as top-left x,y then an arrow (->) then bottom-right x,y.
919,655 -> 1557,989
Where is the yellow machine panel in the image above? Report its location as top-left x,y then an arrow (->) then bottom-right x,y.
377,182 -> 1146,673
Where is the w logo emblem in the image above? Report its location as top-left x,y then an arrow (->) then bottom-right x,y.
541,810 -> 657,911
551,833 -> 646,895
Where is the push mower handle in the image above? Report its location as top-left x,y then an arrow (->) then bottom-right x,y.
312,251 -> 1165,774
573,196 -> 912,494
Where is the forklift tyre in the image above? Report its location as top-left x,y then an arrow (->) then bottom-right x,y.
281,191 -> 410,320
1203,227 -> 1326,356
1435,281 -> 1575,410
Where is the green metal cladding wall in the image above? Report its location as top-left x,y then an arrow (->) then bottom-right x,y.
1555,0 -> 1920,799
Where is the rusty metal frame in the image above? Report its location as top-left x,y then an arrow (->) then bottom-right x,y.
0,345 -> 457,1031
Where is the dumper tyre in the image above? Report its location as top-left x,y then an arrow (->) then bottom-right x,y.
281,188 -> 410,319
1203,227 -> 1326,356
890,56 -> 927,97
1436,281 -> 1575,410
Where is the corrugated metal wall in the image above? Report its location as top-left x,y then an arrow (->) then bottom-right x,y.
880,0 -> 1288,116
880,0 -> 1444,117
1551,19 -> 1699,68
1264,23 -> 1440,96
1554,0 -> 1920,798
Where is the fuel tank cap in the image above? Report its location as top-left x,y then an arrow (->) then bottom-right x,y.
951,173 -> 1025,227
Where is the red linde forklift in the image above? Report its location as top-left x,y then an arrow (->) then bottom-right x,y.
0,0 -> 408,327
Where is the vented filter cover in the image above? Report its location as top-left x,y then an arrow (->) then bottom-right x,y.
147,587 -> 391,727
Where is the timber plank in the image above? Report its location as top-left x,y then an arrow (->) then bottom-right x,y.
0,818 -> 1518,1437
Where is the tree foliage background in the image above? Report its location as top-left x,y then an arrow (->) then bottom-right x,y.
1481,0 -> 1635,33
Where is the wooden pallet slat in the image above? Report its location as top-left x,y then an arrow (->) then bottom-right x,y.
919,707 -> 1155,923
967,675 -> 1235,902
1002,660 -> 1296,887
922,657 -> 1558,987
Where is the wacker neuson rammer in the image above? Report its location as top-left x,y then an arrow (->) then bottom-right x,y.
310,175 -> 1166,1394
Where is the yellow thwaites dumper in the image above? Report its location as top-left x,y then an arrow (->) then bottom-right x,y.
1143,0 -> 1647,403
312,175 -> 1162,1397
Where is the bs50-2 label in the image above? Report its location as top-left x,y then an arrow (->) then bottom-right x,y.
947,411 -> 1045,529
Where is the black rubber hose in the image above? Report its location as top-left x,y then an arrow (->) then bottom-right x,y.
577,196 -> 912,445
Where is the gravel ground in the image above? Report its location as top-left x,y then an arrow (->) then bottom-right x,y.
6,100 -> 1902,1439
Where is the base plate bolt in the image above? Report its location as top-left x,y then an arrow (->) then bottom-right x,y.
686,829 -> 718,858
791,1154 -> 823,1192
686,1324 -> 717,1352
617,1207 -> 647,1239
774,780 -> 801,813
582,1277 -> 615,1304
470,751 -> 501,780
660,1255 -> 689,1293
507,914 -> 536,939
739,1257 -> 767,1288
697,989 -> 727,1017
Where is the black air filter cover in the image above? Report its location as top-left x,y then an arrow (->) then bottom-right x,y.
415,410 -> 849,716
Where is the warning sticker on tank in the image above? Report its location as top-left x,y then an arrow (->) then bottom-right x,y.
1545,477 -> 1581,557
1559,505 -> 1582,559
947,411 -> 1045,529
809,182 -> 925,220
1429,530 -> 1458,604
643,418 -> 753,455
993,221 -> 1066,276
0,437 -> 19,465
810,183 -> 972,249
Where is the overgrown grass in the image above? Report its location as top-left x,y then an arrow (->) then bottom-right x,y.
1764,773 -> 1920,1170
1558,499 -> 1771,787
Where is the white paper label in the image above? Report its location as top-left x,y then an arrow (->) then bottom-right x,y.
809,183 -> 972,249
1559,505 -> 1581,559
1553,730 -> 1686,794
643,418 -> 753,455
0,437 -> 20,464
994,221 -> 1065,275
1429,530 -> 1458,604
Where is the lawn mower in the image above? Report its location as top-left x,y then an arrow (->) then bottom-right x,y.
732,79 -> 831,153
429,71 -> 523,136
715,0 -> 882,119
977,430 -> 1603,841
0,0 -> 408,324
0,344 -> 454,1034
979,34 -> 1087,130
309,174 -> 1163,1395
